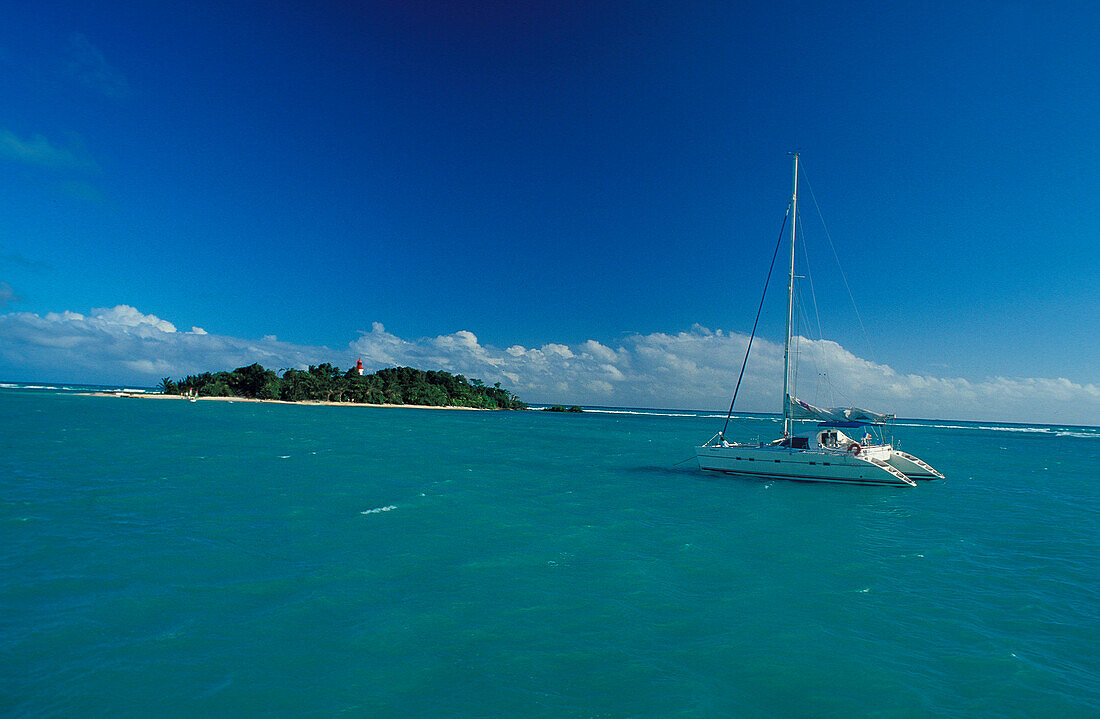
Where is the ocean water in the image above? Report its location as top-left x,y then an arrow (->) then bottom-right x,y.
2,387 -> 1097,718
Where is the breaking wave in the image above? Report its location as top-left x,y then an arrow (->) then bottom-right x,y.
360,505 -> 397,515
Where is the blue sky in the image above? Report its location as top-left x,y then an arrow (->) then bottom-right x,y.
1,1 -> 1097,424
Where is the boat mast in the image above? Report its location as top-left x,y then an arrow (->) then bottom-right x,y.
782,152 -> 799,438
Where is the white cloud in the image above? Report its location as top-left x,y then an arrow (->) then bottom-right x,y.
0,281 -> 17,308
0,130 -> 98,172
1,304 -> 1096,425
0,305 -> 335,382
65,32 -> 130,98
543,343 -> 574,359
581,339 -> 618,363
90,305 -> 177,333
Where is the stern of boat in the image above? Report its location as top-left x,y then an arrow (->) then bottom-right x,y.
886,450 -> 945,480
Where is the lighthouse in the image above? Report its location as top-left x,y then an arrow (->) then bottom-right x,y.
356,357 -> 364,376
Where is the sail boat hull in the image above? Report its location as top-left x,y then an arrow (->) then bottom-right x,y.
696,444 -> 917,486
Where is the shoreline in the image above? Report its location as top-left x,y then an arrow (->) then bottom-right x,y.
81,392 -> 492,411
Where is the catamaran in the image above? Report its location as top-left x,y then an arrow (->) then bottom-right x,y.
696,154 -> 944,487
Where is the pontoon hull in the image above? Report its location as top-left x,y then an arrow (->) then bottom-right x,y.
884,450 -> 944,480
696,444 -> 916,486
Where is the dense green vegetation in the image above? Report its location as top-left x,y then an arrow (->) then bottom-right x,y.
545,405 -> 584,413
159,363 -> 526,409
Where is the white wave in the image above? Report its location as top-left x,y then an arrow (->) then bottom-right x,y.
532,405 -> 776,420
360,505 -> 397,515
894,422 -> 955,429
583,409 -> 699,418
894,422 -> 986,431
895,421 -> 1062,435
708,414 -> 771,419
0,383 -> 17,388
1055,431 -> 1099,439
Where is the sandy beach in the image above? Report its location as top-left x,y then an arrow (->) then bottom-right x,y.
82,392 -> 490,410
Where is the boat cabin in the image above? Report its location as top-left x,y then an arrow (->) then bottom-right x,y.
818,425 -> 876,449
769,426 -> 875,451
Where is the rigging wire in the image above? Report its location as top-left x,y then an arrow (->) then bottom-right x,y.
796,210 -> 833,405
795,280 -> 851,408
799,161 -> 878,365
797,211 -> 826,357
792,290 -> 800,408
720,202 -> 791,440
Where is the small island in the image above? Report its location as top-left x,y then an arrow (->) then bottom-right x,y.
158,362 -> 527,410
544,405 -> 584,413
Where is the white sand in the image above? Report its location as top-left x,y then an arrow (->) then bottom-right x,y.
82,392 -> 490,410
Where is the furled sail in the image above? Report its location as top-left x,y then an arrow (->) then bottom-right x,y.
786,395 -> 894,424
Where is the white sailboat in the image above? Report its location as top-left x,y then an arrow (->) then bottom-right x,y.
696,154 -> 944,487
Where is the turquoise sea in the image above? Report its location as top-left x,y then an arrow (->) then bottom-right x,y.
2,385 -> 1098,717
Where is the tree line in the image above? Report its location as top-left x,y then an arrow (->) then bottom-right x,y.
157,363 -> 527,409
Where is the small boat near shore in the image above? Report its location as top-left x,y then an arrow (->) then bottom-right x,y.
696,154 -> 943,487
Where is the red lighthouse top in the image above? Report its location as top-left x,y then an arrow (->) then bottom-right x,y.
356,357 -> 364,371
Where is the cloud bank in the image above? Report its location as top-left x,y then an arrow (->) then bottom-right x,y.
0,304 -> 1096,425
0,305 -> 333,382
